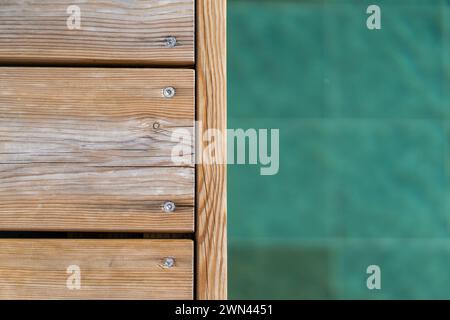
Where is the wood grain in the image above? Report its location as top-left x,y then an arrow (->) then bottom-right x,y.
0,0 -> 194,66
196,0 -> 228,300
0,239 -> 193,300
0,67 -> 194,232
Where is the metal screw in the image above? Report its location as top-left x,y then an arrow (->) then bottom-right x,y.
164,36 -> 177,48
162,257 -> 175,268
163,87 -> 176,98
153,122 -> 160,129
162,201 -> 176,213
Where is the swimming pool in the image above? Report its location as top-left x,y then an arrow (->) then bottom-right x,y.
229,0 -> 450,299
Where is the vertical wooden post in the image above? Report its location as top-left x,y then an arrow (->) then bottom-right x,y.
196,0 -> 227,300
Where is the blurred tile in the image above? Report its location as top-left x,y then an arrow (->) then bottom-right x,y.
229,117 -> 448,239
326,120 -> 448,238
323,0 -> 445,118
229,242 -> 335,299
229,1 -> 327,119
444,1 -> 450,105
335,241 -> 450,299
228,118 -> 340,240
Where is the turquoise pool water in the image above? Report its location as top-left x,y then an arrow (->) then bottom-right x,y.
229,0 -> 450,299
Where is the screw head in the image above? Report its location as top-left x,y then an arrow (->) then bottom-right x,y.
162,257 -> 175,268
164,36 -> 177,48
162,201 -> 176,213
163,87 -> 176,98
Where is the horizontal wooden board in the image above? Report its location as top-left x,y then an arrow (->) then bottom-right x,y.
0,0 -> 194,65
0,67 -> 194,232
0,239 -> 193,300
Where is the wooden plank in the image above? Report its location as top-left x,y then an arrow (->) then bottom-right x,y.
196,0 -> 228,299
0,67 -> 194,232
0,0 -> 194,66
0,239 -> 193,300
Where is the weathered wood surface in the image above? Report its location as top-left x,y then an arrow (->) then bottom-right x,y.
0,239 -> 193,300
0,67 -> 194,232
0,0 -> 194,65
196,0 -> 228,300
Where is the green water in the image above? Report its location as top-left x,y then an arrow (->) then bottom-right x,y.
229,0 -> 450,299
